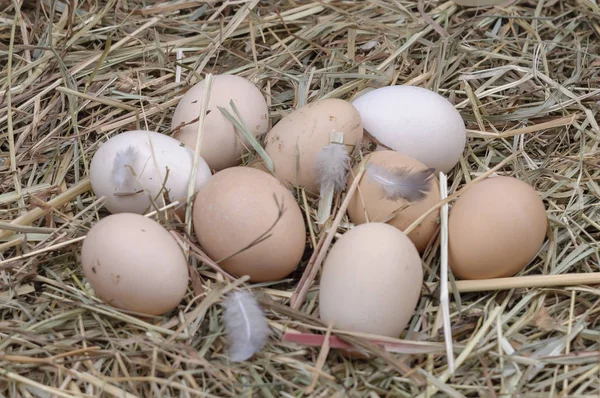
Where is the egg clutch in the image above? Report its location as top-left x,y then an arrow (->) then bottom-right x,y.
81,75 -> 548,342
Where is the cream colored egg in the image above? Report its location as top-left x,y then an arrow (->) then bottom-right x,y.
90,130 -> 212,215
81,213 -> 189,315
192,167 -> 306,282
319,223 -> 423,338
171,75 -> 269,171
264,98 -> 363,194
347,151 -> 440,252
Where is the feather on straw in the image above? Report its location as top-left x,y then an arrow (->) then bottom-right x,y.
366,163 -> 434,202
222,290 -> 271,362
315,131 -> 350,223
111,146 -> 139,190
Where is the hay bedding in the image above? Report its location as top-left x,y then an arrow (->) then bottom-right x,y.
1,0 -> 600,396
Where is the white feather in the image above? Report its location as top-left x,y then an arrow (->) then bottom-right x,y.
111,146 -> 139,190
222,290 -> 270,362
315,142 -> 350,192
366,163 -> 435,202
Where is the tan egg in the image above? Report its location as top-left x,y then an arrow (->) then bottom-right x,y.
171,75 -> 269,171
319,223 -> 423,338
448,176 -> 548,280
264,98 -> 363,194
81,213 -> 189,316
192,167 -> 306,282
347,151 -> 440,252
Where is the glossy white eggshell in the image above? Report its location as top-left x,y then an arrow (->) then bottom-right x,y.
90,130 -> 212,214
352,85 -> 466,174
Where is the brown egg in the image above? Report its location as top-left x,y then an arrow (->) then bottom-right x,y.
347,151 -> 440,252
81,213 -> 189,316
171,75 -> 269,171
264,98 -> 363,194
319,223 -> 423,338
448,176 -> 548,280
192,167 -> 306,282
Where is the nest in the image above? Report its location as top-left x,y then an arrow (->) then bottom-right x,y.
1,0 -> 599,396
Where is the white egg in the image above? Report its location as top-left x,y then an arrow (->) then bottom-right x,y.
90,130 -> 212,214
351,85 -> 466,174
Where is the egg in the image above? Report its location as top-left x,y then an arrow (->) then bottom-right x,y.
192,167 -> 306,282
81,213 -> 189,315
347,151 -> 440,252
171,75 -> 269,171
448,176 -> 548,279
264,98 -> 363,194
351,85 -> 466,174
319,223 -> 423,337
90,130 -> 212,215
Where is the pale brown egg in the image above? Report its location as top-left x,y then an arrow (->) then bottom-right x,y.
192,167 -> 306,282
171,75 -> 269,171
319,223 -> 423,338
347,151 -> 440,252
448,176 -> 548,279
81,213 -> 189,316
264,98 -> 363,194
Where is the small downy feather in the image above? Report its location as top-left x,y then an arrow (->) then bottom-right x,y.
315,141 -> 351,192
222,290 -> 271,362
111,146 -> 139,190
315,132 -> 350,223
366,163 -> 435,202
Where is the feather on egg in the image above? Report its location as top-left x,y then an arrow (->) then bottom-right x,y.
366,163 -> 435,202
111,146 -> 139,190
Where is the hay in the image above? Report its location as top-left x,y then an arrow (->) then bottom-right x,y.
1,0 -> 600,396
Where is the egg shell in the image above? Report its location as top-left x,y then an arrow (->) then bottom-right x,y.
448,176 -> 548,280
319,223 -> 423,338
81,213 -> 189,315
192,167 -> 306,282
351,85 -> 466,174
171,75 -> 269,171
347,151 -> 440,252
264,98 -> 363,194
90,130 -> 212,215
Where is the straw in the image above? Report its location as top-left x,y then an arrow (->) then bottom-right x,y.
2,1 -> 600,395
438,171 -> 454,372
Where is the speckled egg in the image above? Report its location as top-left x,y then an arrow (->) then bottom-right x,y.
347,151 -> 440,252
81,213 -> 189,315
264,98 -> 363,194
171,75 -> 269,171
